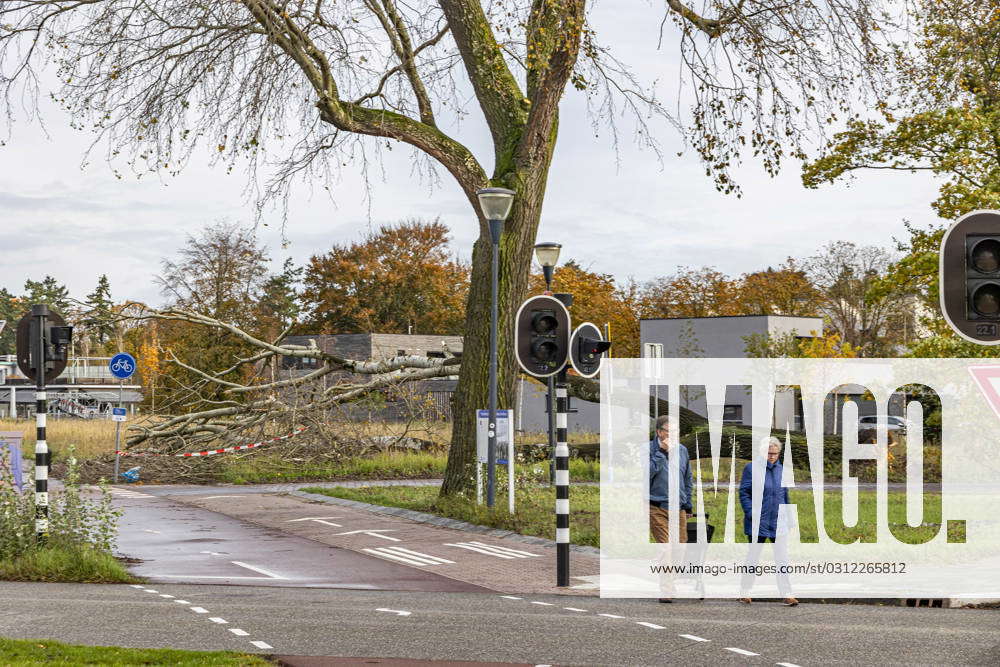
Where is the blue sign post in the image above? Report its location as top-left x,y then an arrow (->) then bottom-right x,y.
109,353 -> 137,481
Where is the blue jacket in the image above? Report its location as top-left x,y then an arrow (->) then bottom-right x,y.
649,438 -> 693,511
739,461 -> 790,539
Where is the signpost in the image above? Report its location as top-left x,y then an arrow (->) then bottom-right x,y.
476,409 -> 513,512
109,353 -> 137,482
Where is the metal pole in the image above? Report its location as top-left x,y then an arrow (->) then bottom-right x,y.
547,375 -> 557,484
487,219 -> 502,508
113,380 -> 123,482
555,368 -> 570,586
31,304 -> 49,542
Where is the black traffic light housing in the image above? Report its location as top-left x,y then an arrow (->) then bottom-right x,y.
570,322 -> 611,378
515,295 -> 570,377
15,306 -> 72,383
941,210 -> 1000,344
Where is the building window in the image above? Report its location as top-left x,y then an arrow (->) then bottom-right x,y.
723,404 -> 743,423
301,357 -> 318,369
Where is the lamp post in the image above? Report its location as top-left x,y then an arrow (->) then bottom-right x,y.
534,242 -> 562,483
477,187 -> 515,508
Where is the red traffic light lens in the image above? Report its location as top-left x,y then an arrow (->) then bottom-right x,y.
972,239 -> 1000,273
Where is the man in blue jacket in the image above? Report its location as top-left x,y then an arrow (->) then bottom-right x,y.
738,436 -> 798,606
649,415 -> 693,602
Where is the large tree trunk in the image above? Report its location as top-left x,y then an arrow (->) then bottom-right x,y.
440,151 -> 554,496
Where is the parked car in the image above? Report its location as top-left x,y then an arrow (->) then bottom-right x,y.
858,415 -> 906,432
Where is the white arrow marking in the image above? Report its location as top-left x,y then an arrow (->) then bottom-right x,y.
376,608 -> 412,616
288,517 -> 344,527
334,529 -> 400,541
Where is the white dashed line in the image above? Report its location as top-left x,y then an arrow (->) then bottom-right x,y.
231,561 -> 285,579
776,663 -> 802,667
174,600 -> 191,604
530,601 -> 554,606
563,607 -> 587,612
725,647 -> 760,656
130,584 -> 145,589
190,607 -> 209,614
250,640 -> 273,650
159,594 -> 174,599
229,628 -> 249,636
598,613 -> 625,618
500,595 -> 523,600
636,622 -> 665,629
143,589 -> 158,593
680,634 -> 710,642
209,617 -> 228,624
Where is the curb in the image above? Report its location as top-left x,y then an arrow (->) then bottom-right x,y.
289,489 -> 600,557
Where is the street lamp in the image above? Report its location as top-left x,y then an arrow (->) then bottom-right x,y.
534,242 -> 562,292
477,186 -> 515,508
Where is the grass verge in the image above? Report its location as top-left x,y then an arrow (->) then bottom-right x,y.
302,484 -> 601,548
0,544 -> 139,584
303,485 -> 951,547
0,637 -> 271,665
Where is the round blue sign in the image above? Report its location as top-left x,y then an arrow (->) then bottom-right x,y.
109,353 -> 137,379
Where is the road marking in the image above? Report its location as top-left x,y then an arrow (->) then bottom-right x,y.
335,529 -> 400,541
230,629 -> 249,636
444,541 -> 542,559
680,634 -> 709,642
174,600 -> 191,604
287,517 -> 344,527
598,614 -> 625,618
776,663 -> 802,667
563,607 -> 587,612
444,542 -> 516,558
375,608 -> 412,616
250,640 -> 273,650
143,589 -> 158,593
143,529 -> 161,534
231,561 -> 285,579
130,584 -> 145,588
362,548 -> 435,567
725,648 -> 760,656
530,601 -> 554,606
200,551 -> 227,556
466,541 -> 540,557
159,594 -> 174,599
362,547 -> 454,566
636,622 -> 665,629
190,607 -> 209,614
111,488 -> 154,498
202,495 -> 242,500
209,617 -> 228,624
500,595 -> 523,600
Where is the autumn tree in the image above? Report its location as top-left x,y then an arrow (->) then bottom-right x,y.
1,0 -> 897,495
303,219 -> 468,335
528,260 -> 639,357
736,260 -> 820,317
639,267 -> 740,319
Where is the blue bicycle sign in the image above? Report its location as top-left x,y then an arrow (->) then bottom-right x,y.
109,353 -> 137,380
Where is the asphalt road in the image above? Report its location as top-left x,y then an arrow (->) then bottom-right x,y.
1,582 -> 998,665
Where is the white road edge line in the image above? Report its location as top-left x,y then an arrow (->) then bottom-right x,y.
231,561 -> 286,579
679,634 -> 709,642
725,648 -> 760,656
230,629 -> 249,636
250,640 -> 273,650
636,622 -> 665,629
209,617 -> 228,624
598,613 -> 625,618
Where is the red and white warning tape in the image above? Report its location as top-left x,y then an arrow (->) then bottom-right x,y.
115,426 -> 308,458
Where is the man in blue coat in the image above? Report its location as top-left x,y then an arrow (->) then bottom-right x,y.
738,436 -> 797,606
649,415 -> 693,602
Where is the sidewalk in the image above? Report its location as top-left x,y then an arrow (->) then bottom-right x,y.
159,487 -> 599,597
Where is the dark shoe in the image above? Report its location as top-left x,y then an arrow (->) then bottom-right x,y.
738,597 -> 752,604
658,598 -> 673,603
783,597 -> 799,606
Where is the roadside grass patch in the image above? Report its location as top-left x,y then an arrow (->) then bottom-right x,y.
302,484 -> 601,548
0,637 -> 270,665
0,418 -> 115,461
0,543 -> 138,583
306,484 -> 941,547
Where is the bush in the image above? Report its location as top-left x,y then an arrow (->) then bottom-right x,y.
0,445 -> 123,571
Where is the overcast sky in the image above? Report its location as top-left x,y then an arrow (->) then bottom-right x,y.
0,3 -> 941,307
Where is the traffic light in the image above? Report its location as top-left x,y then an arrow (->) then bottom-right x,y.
15,306 -> 72,383
515,295 -> 570,377
570,322 -> 611,378
940,210 -> 1000,344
